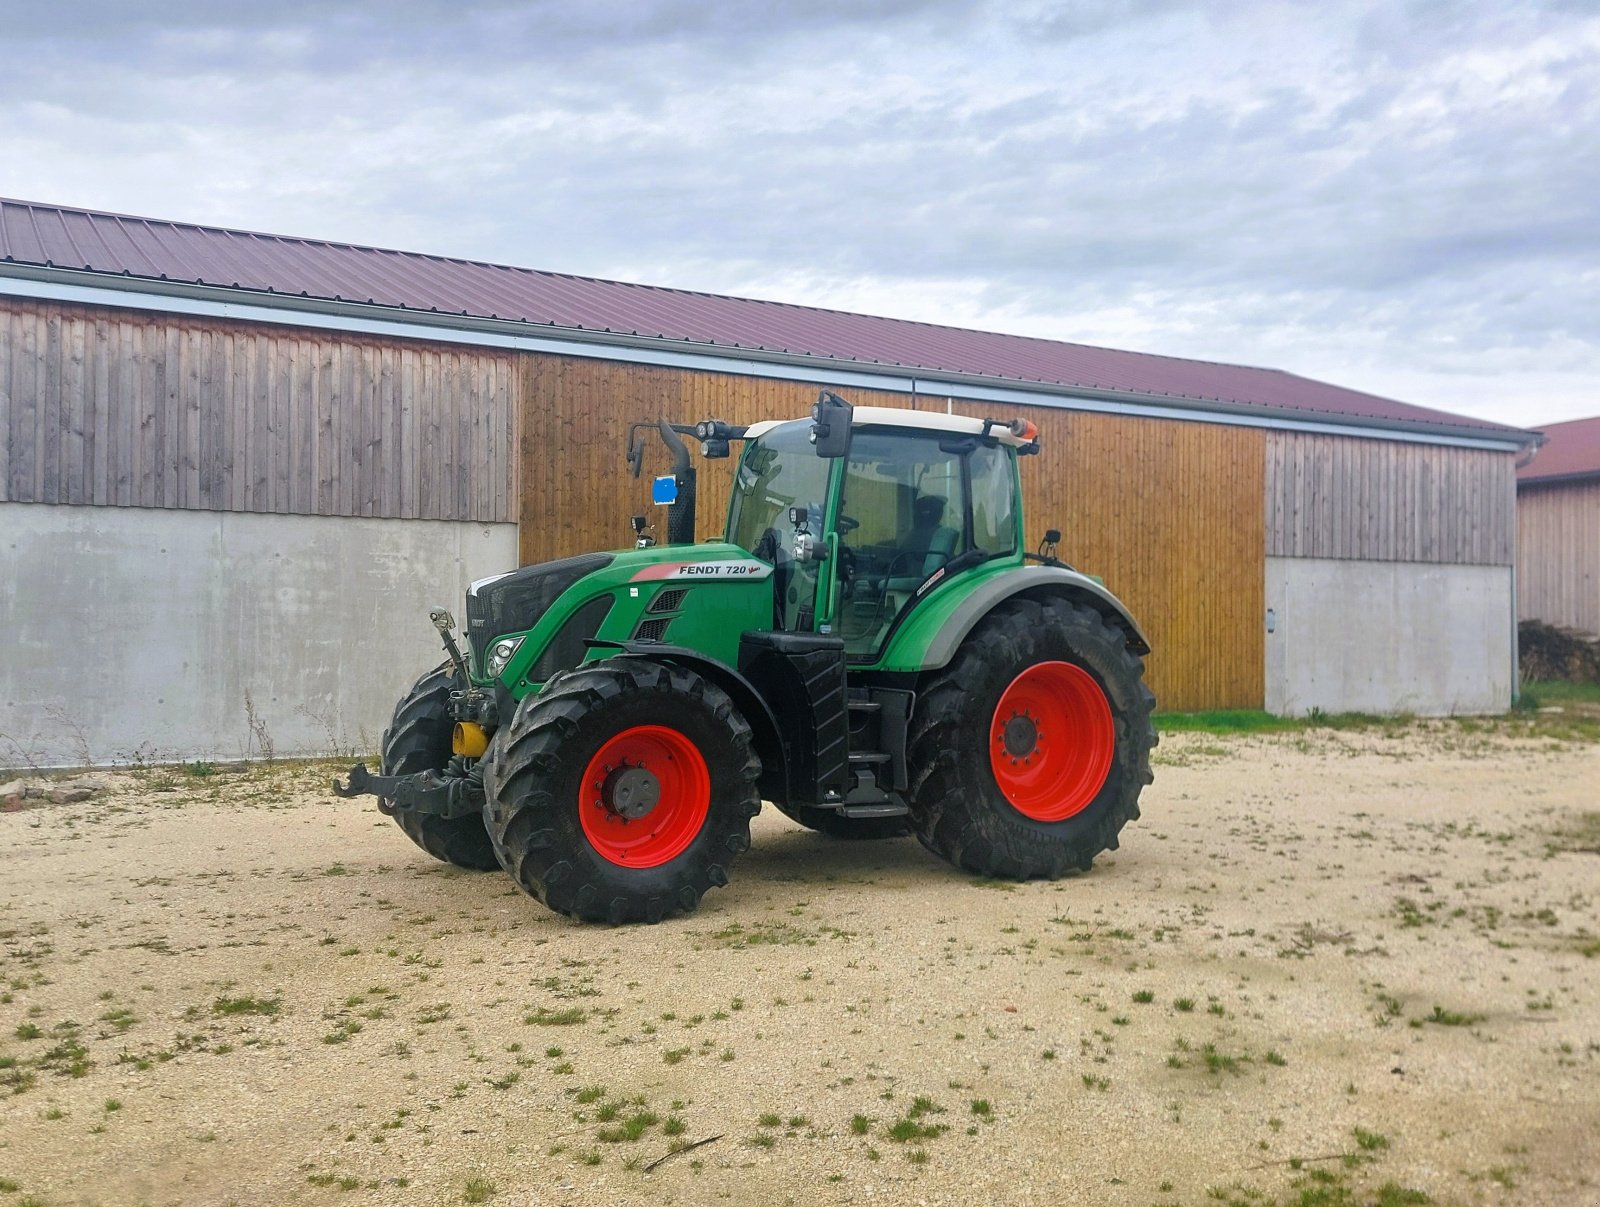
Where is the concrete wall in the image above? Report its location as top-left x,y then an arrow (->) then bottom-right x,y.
1266,557 -> 1514,716
0,503 -> 517,767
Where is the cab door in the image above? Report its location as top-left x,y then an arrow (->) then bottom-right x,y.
829,430 -> 969,658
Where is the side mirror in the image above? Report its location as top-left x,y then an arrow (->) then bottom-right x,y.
810,390 -> 853,458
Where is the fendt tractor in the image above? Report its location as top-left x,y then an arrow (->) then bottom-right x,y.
335,392 -> 1156,923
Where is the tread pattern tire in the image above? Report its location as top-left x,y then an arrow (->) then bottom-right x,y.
773,803 -> 910,841
908,597 -> 1156,879
381,664 -> 500,871
483,659 -> 761,923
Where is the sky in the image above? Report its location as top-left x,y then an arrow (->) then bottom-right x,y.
2,0 -> 1596,428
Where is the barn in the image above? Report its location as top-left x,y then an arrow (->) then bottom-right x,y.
0,200 -> 1534,766
1518,416 -> 1600,637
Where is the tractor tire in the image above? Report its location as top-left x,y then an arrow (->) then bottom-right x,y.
381,664 -> 500,871
774,803 -> 910,841
483,659 -> 761,924
907,596 -> 1155,880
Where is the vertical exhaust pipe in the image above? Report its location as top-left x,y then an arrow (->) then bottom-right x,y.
657,418 -> 697,545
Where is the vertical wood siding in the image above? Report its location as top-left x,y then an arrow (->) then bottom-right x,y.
0,298 -> 514,522
1013,405 -> 1266,711
1518,480 -> 1600,633
1266,431 -> 1515,566
519,356 -> 1266,711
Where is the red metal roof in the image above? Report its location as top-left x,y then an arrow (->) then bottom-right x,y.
0,198 -> 1528,439
1519,416 -> 1600,483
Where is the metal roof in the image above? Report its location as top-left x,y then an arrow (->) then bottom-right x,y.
1519,416 -> 1600,484
0,197 -> 1530,442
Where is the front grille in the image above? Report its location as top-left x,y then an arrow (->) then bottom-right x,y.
465,552 -> 614,660
633,617 -> 672,643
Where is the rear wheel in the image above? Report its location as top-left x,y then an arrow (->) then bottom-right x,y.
908,597 -> 1155,879
483,659 -> 760,923
381,664 -> 500,871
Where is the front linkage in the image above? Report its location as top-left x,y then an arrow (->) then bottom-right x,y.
332,606 -> 491,822
332,755 -> 484,820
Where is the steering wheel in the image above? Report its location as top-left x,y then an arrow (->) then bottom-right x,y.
836,514 -> 861,534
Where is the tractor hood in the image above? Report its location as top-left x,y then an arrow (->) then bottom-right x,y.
465,543 -> 775,686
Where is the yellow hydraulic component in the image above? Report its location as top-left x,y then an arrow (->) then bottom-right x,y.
452,722 -> 489,758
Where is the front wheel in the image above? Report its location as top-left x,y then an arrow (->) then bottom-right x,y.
381,664 -> 500,871
907,597 -> 1155,879
483,660 -> 761,923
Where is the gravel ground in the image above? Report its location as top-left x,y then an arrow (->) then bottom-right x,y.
1,722 -> 1597,1207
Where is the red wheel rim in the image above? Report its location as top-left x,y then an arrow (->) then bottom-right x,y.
989,661 -> 1114,821
579,725 -> 710,868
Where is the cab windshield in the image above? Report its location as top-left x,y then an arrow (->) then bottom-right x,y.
726,420 -> 832,630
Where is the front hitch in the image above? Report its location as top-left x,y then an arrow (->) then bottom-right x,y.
333,756 -> 485,820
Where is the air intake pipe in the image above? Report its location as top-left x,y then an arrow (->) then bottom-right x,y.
657,418 -> 697,545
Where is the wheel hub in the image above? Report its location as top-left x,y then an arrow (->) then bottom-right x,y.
1001,712 -> 1039,761
988,661 -> 1114,822
599,763 -> 661,820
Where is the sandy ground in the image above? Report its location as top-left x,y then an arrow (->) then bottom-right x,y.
1,723 -> 1598,1207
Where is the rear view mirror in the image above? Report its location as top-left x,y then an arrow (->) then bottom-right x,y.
810,390 -> 853,458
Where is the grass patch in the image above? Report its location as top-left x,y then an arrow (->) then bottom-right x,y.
525,1007 -> 586,1026
213,995 -> 280,1017
885,1096 -> 947,1143
1520,679 -> 1600,707
1417,1005 -> 1484,1028
1155,709 -> 1304,734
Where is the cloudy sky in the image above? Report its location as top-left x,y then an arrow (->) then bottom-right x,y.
3,1 -> 1596,427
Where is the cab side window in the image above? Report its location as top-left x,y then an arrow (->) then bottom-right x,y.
969,443 -> 1017,556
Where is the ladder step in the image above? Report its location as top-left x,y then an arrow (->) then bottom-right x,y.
848,751 -> 891,765
836,802 -> 909,819
848,699 -> 881,713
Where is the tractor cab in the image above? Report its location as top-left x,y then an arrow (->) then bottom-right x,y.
726,398 -> 1037,659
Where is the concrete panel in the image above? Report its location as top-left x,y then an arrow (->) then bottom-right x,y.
0,503 -> 517,767
1266,557 -> 1514,716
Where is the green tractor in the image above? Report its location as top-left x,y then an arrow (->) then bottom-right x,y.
335,391 -> 1156,923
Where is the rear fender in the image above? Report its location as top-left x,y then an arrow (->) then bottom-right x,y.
920,567 -> 1151,669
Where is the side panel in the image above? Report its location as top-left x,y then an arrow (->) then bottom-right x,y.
0,296 -> 516,522
1267,557 -> 1514,715
0,500 -> 516,766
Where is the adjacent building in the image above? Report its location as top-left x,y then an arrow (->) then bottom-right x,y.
1518,415 -> 1600,636
0,199 -> 1534,764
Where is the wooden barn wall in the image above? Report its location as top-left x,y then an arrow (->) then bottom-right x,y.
1266,431 -> 1515,566
520,355 -> 1266,711
1517,480 -> 1600,634
0,297 -> 515,522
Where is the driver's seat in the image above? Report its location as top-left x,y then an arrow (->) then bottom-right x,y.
887,495 -> 960,591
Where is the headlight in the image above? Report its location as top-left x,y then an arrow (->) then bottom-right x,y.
485,636 -> 524,678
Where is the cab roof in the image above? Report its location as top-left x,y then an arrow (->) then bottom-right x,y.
744,406 -> 1034,447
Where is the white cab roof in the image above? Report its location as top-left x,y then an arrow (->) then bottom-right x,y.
744,405 -> 1033,446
